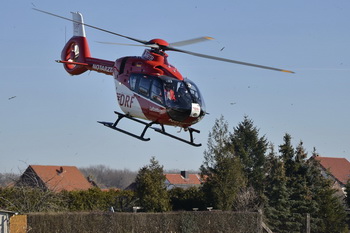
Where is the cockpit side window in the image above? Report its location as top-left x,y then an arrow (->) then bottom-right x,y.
150,79 -> 164,104
176,82 -> 192,105
189,84 -> 199,101
185,80 -> 203,105
138,76 -> 151,97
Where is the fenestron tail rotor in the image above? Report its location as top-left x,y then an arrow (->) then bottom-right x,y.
33,8 -> 294,74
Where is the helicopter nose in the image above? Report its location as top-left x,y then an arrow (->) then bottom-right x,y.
167,103 -> 203,123
167,107 -> 191,122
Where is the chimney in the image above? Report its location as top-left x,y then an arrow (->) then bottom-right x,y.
181,170 -> 189,179
56,166 -> 64,175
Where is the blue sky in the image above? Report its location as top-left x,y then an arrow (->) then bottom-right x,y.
1,0 -> 350,173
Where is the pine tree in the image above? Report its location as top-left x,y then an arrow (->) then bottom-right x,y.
264,145 -> 293,233
288,141 -> 313,232
230,116 -> 268,203
200,116 -> 246,210
308,150 -> 348,233
314,179 -> 348,233
135,157 -> 170,212
279,134 -> 295,177
278,135 -> 305,232
278,137 -> 348,233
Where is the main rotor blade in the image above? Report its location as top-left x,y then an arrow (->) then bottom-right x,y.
96,41 -> 160,49
97,36 -> 215,49
168,47 -> 294,73
34,8 -> 294,73
33,8 -> 148,45
169,37 -> 214,47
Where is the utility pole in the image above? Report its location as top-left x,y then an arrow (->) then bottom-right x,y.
306,213 -> 310,233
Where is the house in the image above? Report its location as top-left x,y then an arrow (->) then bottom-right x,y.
165,171 -> 203,190
17,165 -> 95,192
0,210 -> 17,233
125,171 -> 204,191
311,155 -> 350,195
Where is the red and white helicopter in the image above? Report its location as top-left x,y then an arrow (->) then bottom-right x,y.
34,9 -> 293,147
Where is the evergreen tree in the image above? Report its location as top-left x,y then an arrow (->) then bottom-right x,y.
200,116 -> 246,210
135,157 -> 170,212
264,145 -> 293,233
278,135 -> 310,232
308,150 -> 348,233
279,133 -> 295,177
230,116 -> 268,203
289,142 -> 314,232
278,136 -> 348,232
314,178 -> 348,233
168,187 -> 205,211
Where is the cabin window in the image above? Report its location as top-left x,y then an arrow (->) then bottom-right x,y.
129,75 -> 138,91
150,79 -> 164,104
138,76 -> 151,97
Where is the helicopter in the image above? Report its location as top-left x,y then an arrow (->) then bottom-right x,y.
34,9 -> 294,147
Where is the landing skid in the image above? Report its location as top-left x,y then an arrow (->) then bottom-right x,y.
151,125 -> 201,147
98,111 -> 201,147
98,111 -> 153,141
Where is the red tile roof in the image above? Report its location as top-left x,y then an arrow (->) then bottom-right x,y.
313,156 -> 350,185
165,174 -> 202,185
27,165 -> 93,192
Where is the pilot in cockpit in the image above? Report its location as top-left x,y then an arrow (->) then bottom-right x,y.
165,83 -> 176,102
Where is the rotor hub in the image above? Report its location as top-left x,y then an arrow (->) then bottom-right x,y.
148,38 -> 169,47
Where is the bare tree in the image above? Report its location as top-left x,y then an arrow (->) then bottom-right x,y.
0,172 -> 67,213
232,186 -> 260,212
80,165 -> 137,189
0,172 -> 19,187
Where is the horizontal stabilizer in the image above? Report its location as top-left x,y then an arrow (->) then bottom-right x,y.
56,60 -> 89,66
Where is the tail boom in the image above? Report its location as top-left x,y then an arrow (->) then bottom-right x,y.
57,57 -> 115,75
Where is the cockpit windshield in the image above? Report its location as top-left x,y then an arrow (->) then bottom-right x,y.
161,77 -> 204,109
129,73 -> 205,122
160,76 -> 206,122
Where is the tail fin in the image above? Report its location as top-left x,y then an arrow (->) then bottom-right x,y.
72,12 -> 86,37
60,12 -> 91,75
58,11 -> 114,76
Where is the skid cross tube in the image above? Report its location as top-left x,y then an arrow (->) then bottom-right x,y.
98,111 -> 202,146
151,125 -> 202,147
98,111 -> 155,141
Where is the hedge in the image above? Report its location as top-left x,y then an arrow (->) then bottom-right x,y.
27,211 -> 262,233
